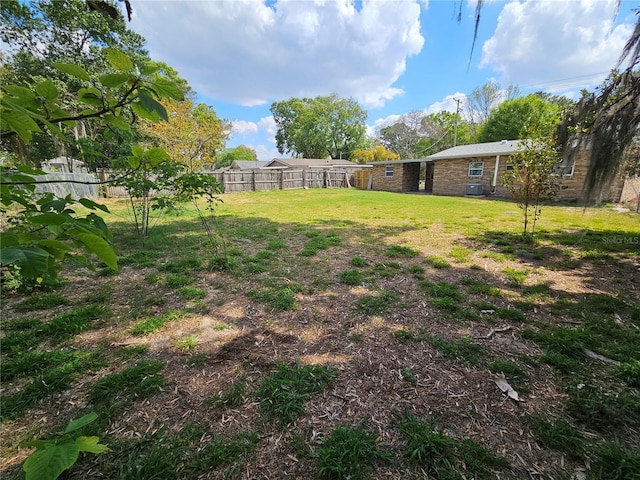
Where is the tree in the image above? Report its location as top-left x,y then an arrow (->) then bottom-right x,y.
503,131 -> 562,237
216,145 -> 258,169
350,145 -> 399,164
141,98 -> 230,172
466,81 -> 520,124
0,11 -> 187,287
464,1 -> 640,202
478,94 -> 560,143
271,94 -> 367,159
415,111 -> 475,155
557,69 -> 640,203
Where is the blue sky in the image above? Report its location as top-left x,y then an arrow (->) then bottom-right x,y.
125,0 -> 637,160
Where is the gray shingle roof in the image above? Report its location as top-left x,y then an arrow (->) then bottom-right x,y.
427,140 -> 523,160
265,158 -> 358,168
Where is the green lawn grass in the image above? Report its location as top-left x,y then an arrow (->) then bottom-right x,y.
2,190 -> 638,480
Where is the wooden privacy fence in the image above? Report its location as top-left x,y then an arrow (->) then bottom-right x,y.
94,167 -> 365,197
206,168 -> 357,194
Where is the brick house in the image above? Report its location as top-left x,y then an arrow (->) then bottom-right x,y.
367,140 -> 639,204
427,140 -> 637,202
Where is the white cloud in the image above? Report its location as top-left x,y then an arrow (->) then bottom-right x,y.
425,93 -> 466,115
131,0 -> 425,108
480,0 -> 632,92
257,116 -> 277,138
231,120 -> 259,135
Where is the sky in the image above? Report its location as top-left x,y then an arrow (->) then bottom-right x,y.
123,0 -> 637,160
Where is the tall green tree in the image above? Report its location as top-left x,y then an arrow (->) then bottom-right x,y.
271,93 -> 367,159
466,81 -> 520,124
478,94 -> 560,143
0,0 -> 148,166
216,145 -> 258,169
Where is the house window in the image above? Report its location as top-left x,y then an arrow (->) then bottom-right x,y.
468,162 -> 484,177
554,158 -> 575,176
385,166 -> 395,177
506,163 -> 515,172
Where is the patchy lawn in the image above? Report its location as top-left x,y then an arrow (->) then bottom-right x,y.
1,190 -> 639,479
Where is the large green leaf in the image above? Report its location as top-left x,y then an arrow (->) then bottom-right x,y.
3,84 -> 36,100
78,198 -> 110,213
131,101 -> 159,123
150,78 -> 184,101
75,436 -> 109,454
143,147 -> 171,167
76,233 -> 117,270
28,213 -> 68,226
37,240 -> 72,259
23,441 -> 79,480
34,80 -> 59,101
52,63 -> 90,81
98,73 -> 131,89
0,246 -> 50,278
63,413 -> 98,434
105,48 -> 134,73
137,90 -> 168,121
102,114 -> 131,131
78,88 -> 103,106
1,111 -> 41,142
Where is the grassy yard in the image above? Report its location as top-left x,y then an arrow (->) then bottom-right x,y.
1,189 -> 639,479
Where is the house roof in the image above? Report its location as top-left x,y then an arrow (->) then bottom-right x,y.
426,140 -> 523,160
230,160 -> 269,170
367,158 -> 431,165
264,158 -> 358,168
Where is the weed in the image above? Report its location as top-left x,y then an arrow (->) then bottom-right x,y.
145,272 -> 161,284
425,255 -> 451,269
522,282 -> 552,299
338,269 -> 363,285
460,277 -> 502,297
130,310 -> 184,336
316,424 -> 392,480
495,306 -> 526,322
188,431 -> 260,473
428,335 -> 486,365
267,239 -> 287,250
255,362 -> 336,425
2,351 -> 105,421
616,360 -> 640,388
420,280 -> 462,301
209,377 -> 247,409
174,335 -> 198,352
589,442 -> 640,480
14,293 -> 69,312
371,261 -> 403,277
2,349 -> 78,382
300,231 -> 341,256
525,415 -> 585,456
394,328 -> 416,342
248,286 -> 299,311
48,305 -> 107,341
502,267 -> 528,286
119,251 -> 162,268
89,360 -> 166,406
409,265 -> 425,278
177,286 -> 207,300
187,352 -> 210,368
350,256 -> 368,267
165,273 -> 192,288
208,254 -> 236,272
565,383 -> 640,430
396,411 -> 506,478
401,366 -> 417,383
354,291 -> 397,316
386,245 -> 419,258
449,246 -> 472,263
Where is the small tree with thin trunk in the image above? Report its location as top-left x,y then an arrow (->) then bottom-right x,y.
503,131 -> 562,237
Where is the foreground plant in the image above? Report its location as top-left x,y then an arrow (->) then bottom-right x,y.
22,412 -> 108,480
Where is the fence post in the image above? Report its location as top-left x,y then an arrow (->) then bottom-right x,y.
280,169 -> 284,190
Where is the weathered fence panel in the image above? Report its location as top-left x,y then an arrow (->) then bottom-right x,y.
34,172 -> 101,199
97,167 -> 366,197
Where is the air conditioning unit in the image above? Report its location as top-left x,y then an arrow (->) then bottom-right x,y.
466,183 -> 483,196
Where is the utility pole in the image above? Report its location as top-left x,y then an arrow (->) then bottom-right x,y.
453,98 -> 462,147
